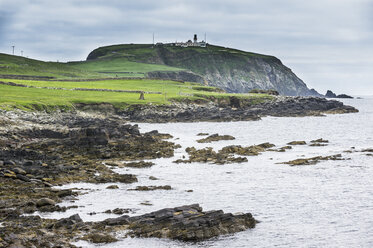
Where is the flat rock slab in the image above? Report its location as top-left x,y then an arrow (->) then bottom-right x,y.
103,204 -> 257,241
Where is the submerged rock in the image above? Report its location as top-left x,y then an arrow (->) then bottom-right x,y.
121,161 -> 155,168
102,204 -> 257,241
174,147 -> 248,164
280,154 -> 344,166
310,138 -> 329,143
128,185 -> 172,191
287,141 -> 306,145
197,133 -> 235,143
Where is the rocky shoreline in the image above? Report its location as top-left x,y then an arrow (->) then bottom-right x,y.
0,110 -> 259,247
0,97 -> 359,247
117,96 -> 358,123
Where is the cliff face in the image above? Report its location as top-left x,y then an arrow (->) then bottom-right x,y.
87,44 -> 321,96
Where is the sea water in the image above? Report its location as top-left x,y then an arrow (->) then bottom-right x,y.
40,97 -> 373,248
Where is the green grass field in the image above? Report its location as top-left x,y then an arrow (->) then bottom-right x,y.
0,50 -> 273,111
68,58 -> 184,75
0,78 -> 272,111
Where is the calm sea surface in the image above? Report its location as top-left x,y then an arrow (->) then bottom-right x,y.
42,97 -> 373,248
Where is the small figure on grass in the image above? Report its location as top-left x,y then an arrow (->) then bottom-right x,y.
139,91 -> 145,100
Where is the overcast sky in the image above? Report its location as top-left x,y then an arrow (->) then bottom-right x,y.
1,0 -> 372,95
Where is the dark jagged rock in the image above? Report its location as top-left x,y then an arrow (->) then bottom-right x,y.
325,90 -> 337,98
102,204 -> 256,241
53,214 -> 83,229
336,94 -> 353,99
325,90 -> 353,99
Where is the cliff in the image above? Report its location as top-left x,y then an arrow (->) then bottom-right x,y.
87,44 -> 321,96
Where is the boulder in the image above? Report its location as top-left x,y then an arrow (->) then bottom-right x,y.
36,198 -> 56,208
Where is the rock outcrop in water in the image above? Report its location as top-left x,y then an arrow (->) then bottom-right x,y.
103,204 -> 257,241
325,90 -> 353,99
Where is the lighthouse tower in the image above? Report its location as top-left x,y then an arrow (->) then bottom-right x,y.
193,34 -> 197,43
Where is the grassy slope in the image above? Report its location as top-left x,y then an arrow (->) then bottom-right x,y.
0,53 -> 106,79
0,52 -> 184,79
0,78 -> 272,111
84,44 -> 279,76
68,58 -> 184,77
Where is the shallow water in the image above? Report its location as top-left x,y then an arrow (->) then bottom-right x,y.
41,97 -> 373,247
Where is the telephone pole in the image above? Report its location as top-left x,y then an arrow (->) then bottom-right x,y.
12,46 -> 15,55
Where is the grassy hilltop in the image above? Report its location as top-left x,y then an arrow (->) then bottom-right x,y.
85,43 -> 319,96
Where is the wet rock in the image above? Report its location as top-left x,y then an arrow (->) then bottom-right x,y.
174,147 -> 248,165
103,215 -> 131,225
361,148 -> 373,153
309,143 -> 327,147
4,170 -> 16,178
106,185 -> 119,189
56,189 -> 75,198
4,160 -> 16,166
82,233 -> 118,244
197,133 -> 209,136
145,130 -> 173,139
23,161 -> 33,167
122,161 -> 155,168
103,204 -> 257,241
36,198 -> 56,208
280,154 -> 344,166
112,208 -> 132,215
53,214 -> 83,229
149,176 -> 159,180
310,138 -> 329,143
128,185 -> 172,191
220,142 -> 275,156
12,167 -> 26,175
140,201 -> 153,206
197,133 -> 235,143
287,141 -> 306,145
95,173 -> 138,184
16,174 -> 31,182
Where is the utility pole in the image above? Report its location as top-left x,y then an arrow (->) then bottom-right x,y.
12,46 -> 15,55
